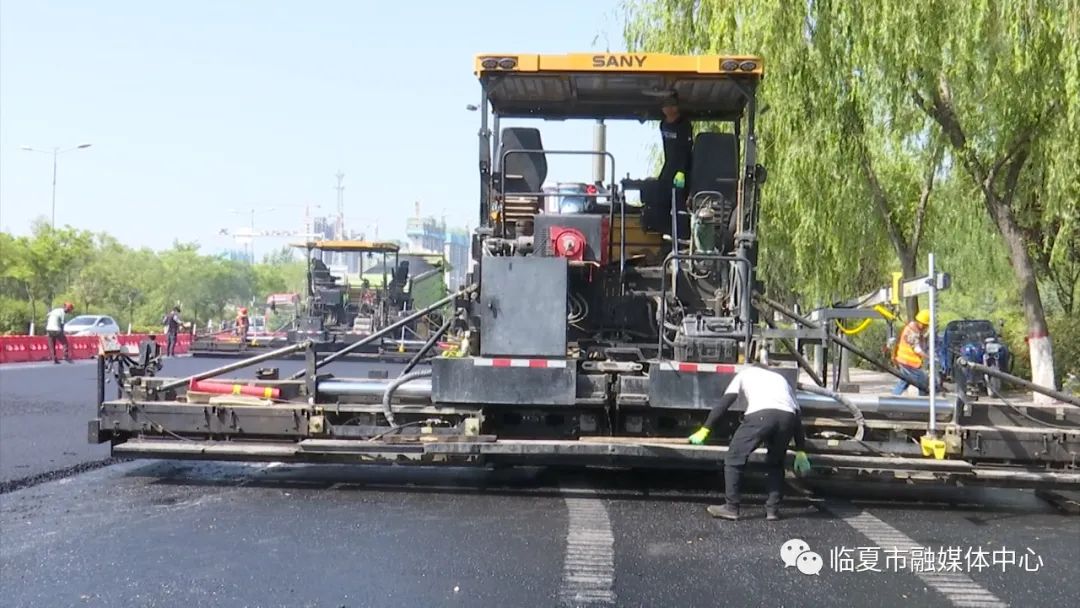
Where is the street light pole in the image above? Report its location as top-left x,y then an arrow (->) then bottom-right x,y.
51,148 -> 58,228
21,143 -> 92,229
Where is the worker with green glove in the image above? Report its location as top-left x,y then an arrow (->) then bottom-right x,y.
688,347 -> 810,521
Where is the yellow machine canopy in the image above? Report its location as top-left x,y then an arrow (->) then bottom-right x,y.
290,240 -> 401,254
475,52 -> 763,120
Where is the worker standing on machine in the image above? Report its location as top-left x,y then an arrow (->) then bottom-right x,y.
659,96 -> 693,197
687,348 -> 811,521
162,306 -> 182,357
235,308 -> 250,342
893,310 -> 931,396
45,302 -> 75,364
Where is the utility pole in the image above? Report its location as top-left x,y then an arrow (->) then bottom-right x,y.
335,171 -> 345,240
334,171 -> 345,267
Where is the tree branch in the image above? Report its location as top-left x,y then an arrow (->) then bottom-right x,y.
999,141 -> 1031,208
912,137 -> 945,257
910,76 -> 987,185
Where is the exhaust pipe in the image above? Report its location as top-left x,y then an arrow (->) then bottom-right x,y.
592,120 -> 606,184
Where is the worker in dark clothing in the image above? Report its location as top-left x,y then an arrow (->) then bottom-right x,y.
658,97 -> 693,208
162,306 -> 182,357
687,349 -> 812,520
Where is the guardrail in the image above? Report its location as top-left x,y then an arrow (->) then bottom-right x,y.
0,334 -> 192,364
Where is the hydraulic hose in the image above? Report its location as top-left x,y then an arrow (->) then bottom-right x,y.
798,383 -> 867,441
399,314 -> 454,376
957,358 -> 1080,407
381,369 -> 433,427
835,317 -> 873,336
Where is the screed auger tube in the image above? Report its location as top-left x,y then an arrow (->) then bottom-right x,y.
288,286 -> 474,380
957,358 -> 1080,407
381,370 -> 434,427
159,340 -> 312,392
319,378 -> 433,401
400,314 -> 455,377
798,383 -> 867,440
754,294 -> 928,393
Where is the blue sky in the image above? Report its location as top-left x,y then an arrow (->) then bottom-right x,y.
0,0 -> 659,255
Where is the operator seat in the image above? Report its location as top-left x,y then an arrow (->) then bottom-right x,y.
689,132 -> 740,252
499,127 -> 548,230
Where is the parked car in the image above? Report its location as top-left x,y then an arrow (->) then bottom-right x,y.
63,315 -> 121,336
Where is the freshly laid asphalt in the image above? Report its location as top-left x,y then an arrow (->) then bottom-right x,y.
1,357 -> 1077,607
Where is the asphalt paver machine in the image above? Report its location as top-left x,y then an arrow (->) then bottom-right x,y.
90,53 -> 1078,489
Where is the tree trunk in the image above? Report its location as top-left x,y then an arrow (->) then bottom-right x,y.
912,81 -> 1057,398
986,195 -> 1057,396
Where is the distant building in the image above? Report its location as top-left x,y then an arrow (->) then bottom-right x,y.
404,203 -> 469,289
445,228 -> 470,289
219,248 -> 250,263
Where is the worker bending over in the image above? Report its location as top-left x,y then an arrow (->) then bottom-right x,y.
45,302 -> 75,364
687,350 -> 810,521
893,310 -> 931,396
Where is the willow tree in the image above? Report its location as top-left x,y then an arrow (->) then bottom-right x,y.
623,1 -> 946,312
860,0 -> 1079,392
623,0 -> 1079,388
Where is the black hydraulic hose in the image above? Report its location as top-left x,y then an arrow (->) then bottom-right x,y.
755,302 -> 825,387
798,383 -> 866,441
400,314 -> 454,376
957,358 -> 1080,407
754,293 -> 928,393
382,370 -> 433,427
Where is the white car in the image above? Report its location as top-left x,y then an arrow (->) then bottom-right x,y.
64,315 -> 121,336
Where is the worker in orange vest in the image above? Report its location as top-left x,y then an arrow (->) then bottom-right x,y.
892,310 -> 931,396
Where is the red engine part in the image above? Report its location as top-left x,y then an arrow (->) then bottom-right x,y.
550,227 -> 588,262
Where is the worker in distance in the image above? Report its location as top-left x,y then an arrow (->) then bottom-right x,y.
687,347 -> 811,520
893,309 -> 932,396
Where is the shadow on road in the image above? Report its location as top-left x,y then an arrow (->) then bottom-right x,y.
115,459 -> 1061,515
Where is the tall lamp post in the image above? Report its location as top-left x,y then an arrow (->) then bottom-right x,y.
20,143 -> 93,229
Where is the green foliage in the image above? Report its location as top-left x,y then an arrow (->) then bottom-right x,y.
0,227 -> 306,333
622,0 -> 1079,379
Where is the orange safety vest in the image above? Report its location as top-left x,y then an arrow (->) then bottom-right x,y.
894,321 -> 925,368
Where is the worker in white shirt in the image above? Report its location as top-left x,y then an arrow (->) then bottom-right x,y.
687,348 -> 811,520
45,302 -> 75,364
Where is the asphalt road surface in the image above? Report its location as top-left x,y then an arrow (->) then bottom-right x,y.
1,357 -> 1077,607
0,356 -> 410,485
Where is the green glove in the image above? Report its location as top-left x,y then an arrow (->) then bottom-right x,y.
688,427 -> 710,445
673,171 -> 686,189
793,451 -> 811,476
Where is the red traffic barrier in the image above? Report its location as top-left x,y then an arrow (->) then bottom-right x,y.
27,338 -> 51,362
1,332 -> 199,365
189,379 -> 281,399
0,337 -> 29,363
